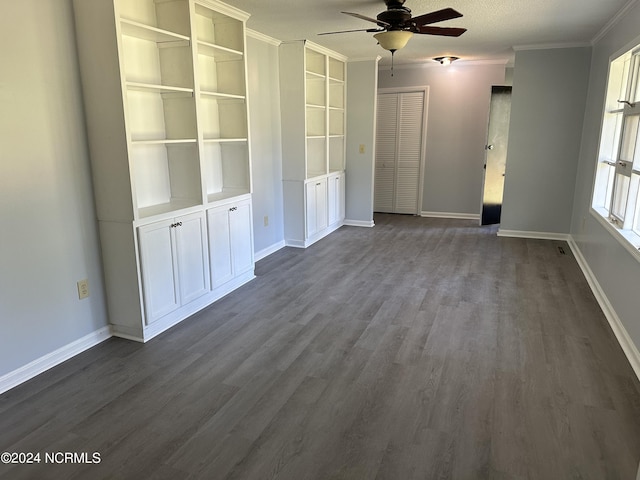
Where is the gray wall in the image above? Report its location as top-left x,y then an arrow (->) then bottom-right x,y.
570,3 -> 640,351
345,59 -> 380,226
0,0 -> 108,377
246,34 -> 285,258
500,47 -> 592,234
378,63 -> 506,216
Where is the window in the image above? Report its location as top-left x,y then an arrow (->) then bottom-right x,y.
592,46 -> 640,251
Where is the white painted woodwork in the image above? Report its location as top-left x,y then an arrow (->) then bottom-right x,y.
328,172 -> 345,226
279,40 -> 347,247
374,90 -> 426,215
374,94 -> 398,213
138,219 -> 180,323
138,212 -> 209,324
174,213 -> 210,304
72,0 -> 255,341
208,207 -> 235,288
328,173 -> 338,227
306,178 -> 328,238
229,200 -> 255,276
207,198 -> 254,289
396,92 -> 424,214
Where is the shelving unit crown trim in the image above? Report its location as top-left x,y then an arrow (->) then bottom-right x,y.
281,39 -> 348,63
194,0 -> 250,22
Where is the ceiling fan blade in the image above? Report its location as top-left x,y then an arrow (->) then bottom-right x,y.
318,27 -> 383,35
341,11 -> 391,28
416,26 -> 467,37
411,8 -> 463,26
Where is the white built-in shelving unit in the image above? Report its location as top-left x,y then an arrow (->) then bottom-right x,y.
73,0 -> 254,341
280,40 -> 346,247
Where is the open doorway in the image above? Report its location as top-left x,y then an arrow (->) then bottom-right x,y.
480,85 -> 512,225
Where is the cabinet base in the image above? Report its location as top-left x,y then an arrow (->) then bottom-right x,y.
285,221 -> 344,249
111,270 -> 256,343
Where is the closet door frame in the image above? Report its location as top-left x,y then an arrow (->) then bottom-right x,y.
376,86 -> 429,215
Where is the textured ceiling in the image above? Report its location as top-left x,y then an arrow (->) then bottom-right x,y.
226,0 -> 633,65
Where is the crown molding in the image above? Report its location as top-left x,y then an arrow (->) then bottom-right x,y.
347,55 -> 382,63
592,0 -> 639,45
512,41 -> 591,52
378,58 -> 510,71
196,0 -> 250,21
246,29 -> 281,46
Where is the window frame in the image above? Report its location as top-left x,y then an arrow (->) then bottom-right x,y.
591,45 -> 640,259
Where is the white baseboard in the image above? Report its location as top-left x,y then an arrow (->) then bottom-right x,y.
284,240 -> 306,248
255,240 -> 286,262
285,222 -> 347,249
344,219 -> 375,227
568,238 -> 640,381
113,271 -> 257,343
497,229 -> 571,241
0,326 -> 112,395
421,211 -> 480,220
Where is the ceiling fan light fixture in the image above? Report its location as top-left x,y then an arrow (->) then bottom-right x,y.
434,56 -> 459,65
374,30 -> 414,51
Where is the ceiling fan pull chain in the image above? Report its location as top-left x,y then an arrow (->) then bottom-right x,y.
391,50 -> 395,76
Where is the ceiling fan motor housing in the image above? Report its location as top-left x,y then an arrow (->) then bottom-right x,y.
377,5 -> 412,28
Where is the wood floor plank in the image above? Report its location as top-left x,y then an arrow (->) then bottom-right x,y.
1,214 -> 639,479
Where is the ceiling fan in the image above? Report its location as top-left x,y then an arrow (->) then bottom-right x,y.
319,0 -> 466,71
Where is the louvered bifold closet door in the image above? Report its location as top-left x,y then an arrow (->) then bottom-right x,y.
395,92 -> 424,214
374,94 -> 399,213
374,91 -> 424,214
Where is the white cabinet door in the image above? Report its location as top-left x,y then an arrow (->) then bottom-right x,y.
174,212 -> 210,305
208,199 -> 254,289
328,174 -> 338,226
316,180 -> 328,232
230,201 -> 254,276
138,212 -> 209,324
138,220 -> 179,324
208,206 -> 234,289
306,178 -> 328,238
339,173 -> 345,221
306,181 -> 318,238
327,173 -> 345,226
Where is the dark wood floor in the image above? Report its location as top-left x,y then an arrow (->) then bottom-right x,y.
1,214 -> 639,479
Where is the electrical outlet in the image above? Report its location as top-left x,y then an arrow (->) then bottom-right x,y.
77,279 -> 89,300
359,144 -> 365,154
264,215 -> 269,227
